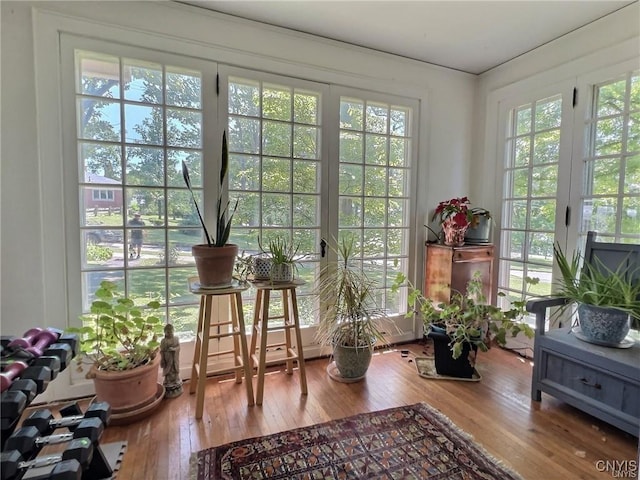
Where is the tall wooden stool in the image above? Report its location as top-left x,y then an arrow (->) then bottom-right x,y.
189,278 -> 254,419
250,280 -> 308,405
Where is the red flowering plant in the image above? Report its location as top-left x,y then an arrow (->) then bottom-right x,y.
432,197 -> 473,229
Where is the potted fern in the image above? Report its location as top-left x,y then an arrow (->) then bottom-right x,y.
182,131 -> 238,287
68,280 -> 164,417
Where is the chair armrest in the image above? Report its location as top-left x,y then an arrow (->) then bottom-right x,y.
526,297 -> 569,334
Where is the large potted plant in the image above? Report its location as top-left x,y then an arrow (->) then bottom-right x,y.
182,130 -> 238,287
552,243 -> 640,345
68,280 -> 164,419
394,272 -> 535,378
315,236 -> 391,381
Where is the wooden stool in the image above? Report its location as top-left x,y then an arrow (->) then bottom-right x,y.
250,280 -> 308,405
189,278 -> 254,419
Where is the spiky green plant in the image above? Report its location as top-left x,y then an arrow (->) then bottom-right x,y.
315,235 -> 392,350
182,131 -> 237,247
553,242 -> 640,320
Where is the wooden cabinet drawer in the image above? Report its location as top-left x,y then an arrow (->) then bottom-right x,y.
541,352 -> 640,419
452,248 -> 493,262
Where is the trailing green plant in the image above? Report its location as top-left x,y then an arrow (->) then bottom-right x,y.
182,131 -> 237,247
552,242 -> 640,321
393,272 -> 535,360
233,250 -> 256,283
68,280 -> 163,373
315,235 -> 393,350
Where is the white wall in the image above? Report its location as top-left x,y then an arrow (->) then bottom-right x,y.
1,1 -> 475,400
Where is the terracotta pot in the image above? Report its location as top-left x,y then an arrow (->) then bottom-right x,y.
90,354 -> 161,412
192,244 -> 238,287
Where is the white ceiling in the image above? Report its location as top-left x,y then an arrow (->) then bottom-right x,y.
178,0 -> 635,74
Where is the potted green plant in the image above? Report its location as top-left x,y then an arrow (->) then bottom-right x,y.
182,130 -> 238,287
315,235 -> 392,381
262,235 -> 301,283
393,272 -> 535,378
552,243 -> 640,345
68,280 -> 164,416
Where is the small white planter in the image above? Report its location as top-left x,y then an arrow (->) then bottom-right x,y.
270,263 -> 294,283
253,257 -> 272,280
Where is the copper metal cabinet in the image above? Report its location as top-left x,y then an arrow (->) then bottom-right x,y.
423,243 -> 494,304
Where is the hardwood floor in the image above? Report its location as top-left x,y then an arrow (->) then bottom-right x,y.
34,342 -> 638,479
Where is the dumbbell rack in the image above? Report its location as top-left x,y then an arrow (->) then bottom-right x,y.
0,329 -> 125,479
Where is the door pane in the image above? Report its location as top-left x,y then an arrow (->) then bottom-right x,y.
339,96 -> 411,315
227,76 -> 322,326
499,94 -> 562,312
76,49 -> 204,339
581,71 -> 640,243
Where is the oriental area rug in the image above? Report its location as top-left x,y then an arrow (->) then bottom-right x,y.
189,402 -> 523,480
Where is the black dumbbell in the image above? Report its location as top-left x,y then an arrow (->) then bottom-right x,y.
0,361 -> 51,394
5,417 -> 104,459
59,402 -> 83,418
0,390 -> 27,442
0,437 -> 92,480
23,402 -> 111,436
0,390 -> 27,422
40,344 -> 73,372
57,334 -> 79,358
7,378 -> 38,404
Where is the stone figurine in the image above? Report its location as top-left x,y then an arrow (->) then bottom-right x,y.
160,323 -> 183,398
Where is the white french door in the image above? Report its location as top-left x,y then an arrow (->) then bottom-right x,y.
62,41 -> 420,390
497,61 -> 640,339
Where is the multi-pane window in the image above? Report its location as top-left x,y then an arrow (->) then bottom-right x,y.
76,50 -> 205,336
74,52 -> 416,346
226,76 -> 323,325
338,97 -> 411,314
581,71 -> 640,243
91,189 -> 115,201
499,95 -> 563,307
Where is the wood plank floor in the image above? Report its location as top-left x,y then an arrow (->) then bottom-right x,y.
34,342 -> 638,479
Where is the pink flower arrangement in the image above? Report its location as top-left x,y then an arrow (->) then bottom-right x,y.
432,197 -> 473,229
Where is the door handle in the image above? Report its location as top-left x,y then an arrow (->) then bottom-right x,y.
320,238 -> 327,258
